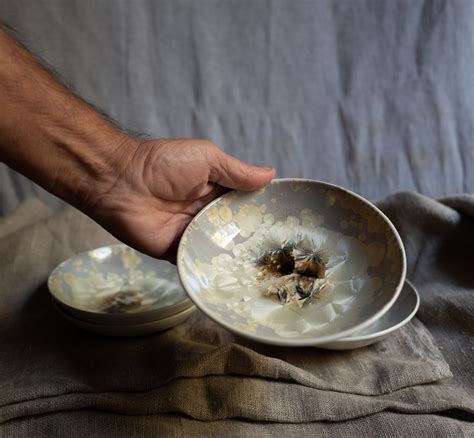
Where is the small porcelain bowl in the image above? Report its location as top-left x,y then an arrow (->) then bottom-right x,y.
48,244 -> 194,326
52,300 -> 197,337
317,280 -> 419,350
177,178 -> 406,347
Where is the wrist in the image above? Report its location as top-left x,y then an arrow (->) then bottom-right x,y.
60,130 -> 140,213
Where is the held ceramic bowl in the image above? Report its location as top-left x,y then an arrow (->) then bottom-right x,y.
177,178 -> 406,347
48,244 -> 194,325
317,280 -> 419,350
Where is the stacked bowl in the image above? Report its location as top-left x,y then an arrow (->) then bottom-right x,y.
48,244 -> 195,337
176,179 -> 416,349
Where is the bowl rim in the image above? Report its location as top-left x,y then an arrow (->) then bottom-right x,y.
331,279 -> 419,343
52,298 -> 197,329
177,178 -> 407,347
51,299 -> 197,337
47,243 -> 194,323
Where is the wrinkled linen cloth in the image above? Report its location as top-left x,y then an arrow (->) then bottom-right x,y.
0,194 -> 473,437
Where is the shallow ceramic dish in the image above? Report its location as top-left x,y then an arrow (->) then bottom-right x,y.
48,244 -> 193,325
317,280 -> 419,350
53,300 -> 196,337
177,178 -> 406,346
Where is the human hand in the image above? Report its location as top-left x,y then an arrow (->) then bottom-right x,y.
0,29 -> 274,260
85,138 -> 275,261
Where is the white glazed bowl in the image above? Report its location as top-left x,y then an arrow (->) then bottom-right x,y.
317,280 -> 419,350
48,244 -> 194,325
177,179 -> 406,346
52,300 -> 196,337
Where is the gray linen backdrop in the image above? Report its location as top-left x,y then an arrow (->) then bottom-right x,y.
0,0 -> 473,436
1,0 -> 474,213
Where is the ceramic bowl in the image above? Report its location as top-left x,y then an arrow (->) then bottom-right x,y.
52,300 -> 197,337
317,280 -> 419,350
177,178 -> 406,346
48,244 -> 194,325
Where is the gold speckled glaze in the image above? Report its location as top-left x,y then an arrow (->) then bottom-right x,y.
177,179 -> 406,346
48,244 -> 193,325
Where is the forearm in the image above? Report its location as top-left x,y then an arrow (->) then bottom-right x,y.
0,28 -> 135,207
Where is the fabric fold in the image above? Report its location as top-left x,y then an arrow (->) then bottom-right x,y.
0,194 -> 472,426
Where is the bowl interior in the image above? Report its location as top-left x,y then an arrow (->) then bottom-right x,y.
178,179 -> 406,346
337,279 -> 419,341
49,244 -> 188,316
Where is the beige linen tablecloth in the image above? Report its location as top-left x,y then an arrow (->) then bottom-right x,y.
0,194 -> 473,436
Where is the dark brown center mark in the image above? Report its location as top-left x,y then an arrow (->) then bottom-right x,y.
292,247 -> 326,278
100,289 -> 144,314
260,245 -> 295,276
257,244 -> 328,306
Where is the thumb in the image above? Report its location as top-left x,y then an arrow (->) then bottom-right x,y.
210,149 -> 275,191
